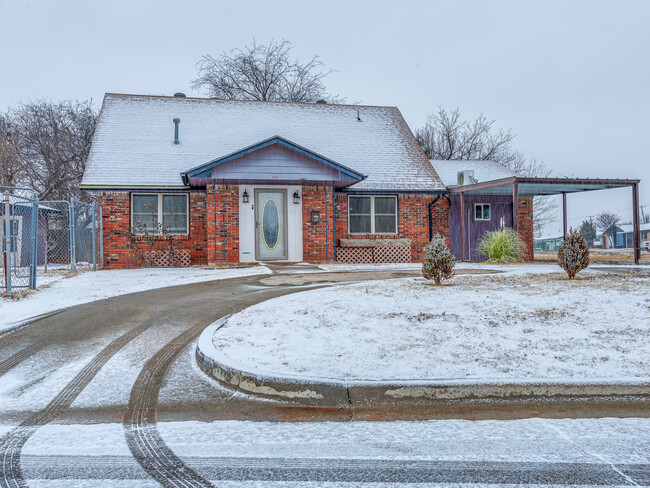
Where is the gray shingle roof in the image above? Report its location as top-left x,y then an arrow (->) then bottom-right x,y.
429,159 -> 522,188
82,94 -> 444,191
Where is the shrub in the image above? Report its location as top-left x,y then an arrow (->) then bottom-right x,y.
557,228 -> 590,279
422,234 -> 455,285
476,228 -> 527,263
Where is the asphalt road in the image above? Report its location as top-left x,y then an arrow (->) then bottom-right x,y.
0,266 -> 648,487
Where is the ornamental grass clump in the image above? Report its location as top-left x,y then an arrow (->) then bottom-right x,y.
422,233 -> 455,285
557,228 -> 590,279
476,228 -> 527,263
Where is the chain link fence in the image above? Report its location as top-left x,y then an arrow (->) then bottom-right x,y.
1,187 -> 39,297
2,186 -> 102,298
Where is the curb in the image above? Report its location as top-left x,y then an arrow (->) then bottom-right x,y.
196,320 -> 350,407
0,309 -> 66,337
196,320 -> 650,407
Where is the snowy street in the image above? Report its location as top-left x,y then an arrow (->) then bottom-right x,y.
1,265 -> 649,486
11,417 -> 650,486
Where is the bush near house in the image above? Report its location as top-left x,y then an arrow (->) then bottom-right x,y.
422,234 -> 455,285
476,228 -> 527,263
557,228 -> 590,279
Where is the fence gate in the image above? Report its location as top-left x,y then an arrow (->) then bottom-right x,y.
1,187 -> 39,298
38,199 -> 102,273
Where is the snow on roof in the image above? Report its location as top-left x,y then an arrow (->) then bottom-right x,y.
616,222 -> 650,233
535,234 -> 564,241
82,94 -> 444,191
429,159 -> 522,188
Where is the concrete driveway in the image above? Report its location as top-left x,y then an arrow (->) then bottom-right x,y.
1,266 -> 648,486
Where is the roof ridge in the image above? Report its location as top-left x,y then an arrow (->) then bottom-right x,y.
103,92 -> 399,111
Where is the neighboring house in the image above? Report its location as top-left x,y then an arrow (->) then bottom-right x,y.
596,223 -> 650,249
0,203 -> 57,267
534,234 -> 564,251
429,160 -> 533,261
81,93 -> 451,268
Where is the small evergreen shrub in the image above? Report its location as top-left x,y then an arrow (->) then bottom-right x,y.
557,228 -> 590,279
422,234 -> 455,285
476,228 -> 527,263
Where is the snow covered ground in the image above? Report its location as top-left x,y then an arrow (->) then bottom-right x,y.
214,268 -> 650,381
0,266 -> 271,333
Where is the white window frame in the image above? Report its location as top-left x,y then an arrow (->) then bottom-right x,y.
131,193 -> 189,235
348,195 -> 398,235
474,203 -> 491,221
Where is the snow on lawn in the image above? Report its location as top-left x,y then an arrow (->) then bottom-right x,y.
0,266 -> 270,333
214,269 -> 650,382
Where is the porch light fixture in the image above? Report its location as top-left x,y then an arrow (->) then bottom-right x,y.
293,191 -> 300,204
242,190 -> 249,203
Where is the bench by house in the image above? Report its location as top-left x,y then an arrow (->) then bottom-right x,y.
336,239 -> 412,263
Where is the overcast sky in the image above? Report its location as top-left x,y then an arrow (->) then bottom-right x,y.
1,0 -> 648,235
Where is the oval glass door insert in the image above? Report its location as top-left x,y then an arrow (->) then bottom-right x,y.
262,198 -> 280,250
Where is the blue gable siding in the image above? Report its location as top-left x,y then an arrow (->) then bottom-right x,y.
210,144 -> 340,181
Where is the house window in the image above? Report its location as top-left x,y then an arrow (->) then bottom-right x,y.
131,193 -> 189,235
474,203 -> 491,221
348,195 -> 397,234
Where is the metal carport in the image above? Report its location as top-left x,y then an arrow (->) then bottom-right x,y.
448,177 -> 642,264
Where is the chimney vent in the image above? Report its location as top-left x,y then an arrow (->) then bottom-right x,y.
173,118 -> 181,144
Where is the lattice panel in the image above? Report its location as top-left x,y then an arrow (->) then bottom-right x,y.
373,246 -> 412,263
336,247 -> 373,263
150,249 -> 191,267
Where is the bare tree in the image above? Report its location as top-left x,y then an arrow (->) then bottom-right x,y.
0,112 -> 25,188
594,211 -> 621,248
191,39 -> 343,103
416,108 -> 515,162
640,205 -> 650,224
416,107 -> 558,236
12,100 -> 97,201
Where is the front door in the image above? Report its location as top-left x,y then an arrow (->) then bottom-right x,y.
255,190 -> 287,260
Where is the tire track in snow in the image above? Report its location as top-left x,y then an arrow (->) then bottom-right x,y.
0,344 -> 43,377
0,332 -> 23,353
0,320 -> 153,488
124,323 -> 213,488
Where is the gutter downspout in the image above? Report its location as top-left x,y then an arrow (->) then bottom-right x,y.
428,195 -> 442,242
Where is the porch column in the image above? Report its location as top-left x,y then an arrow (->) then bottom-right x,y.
512,180 -> 519,232
562,193 -> 568,238
633,182 -> 640,265
460,191 -> 466,261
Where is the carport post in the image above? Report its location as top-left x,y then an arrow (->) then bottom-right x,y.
562,193 -> 568,238
633,182 -> 640,265
512,180 -> 519,232
460,190 -> 466,261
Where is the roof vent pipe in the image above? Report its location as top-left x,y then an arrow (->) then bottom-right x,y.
357,110 -> 362,122
173,118 -> 181,144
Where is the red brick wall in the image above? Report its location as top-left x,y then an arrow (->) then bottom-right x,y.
206,184 -> 239,264
98,191 -> 208,269
334,193 -> 449,262
518,195 -> 534,261
99,187 -> 457,267
302,185 -> 335,261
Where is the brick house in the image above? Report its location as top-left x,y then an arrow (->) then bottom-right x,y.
81,93 -> 532,268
